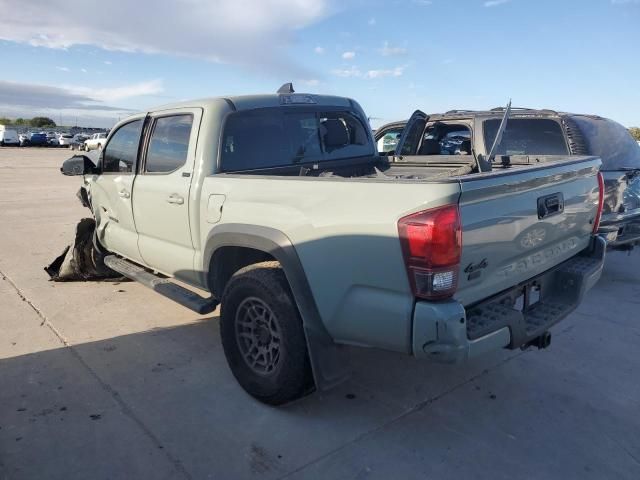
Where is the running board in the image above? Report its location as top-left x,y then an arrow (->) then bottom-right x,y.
104,255 -> 218,315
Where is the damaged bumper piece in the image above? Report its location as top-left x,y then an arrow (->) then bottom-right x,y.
45,218 -> 122,281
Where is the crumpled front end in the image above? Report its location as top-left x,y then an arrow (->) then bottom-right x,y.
44,218 -> 122,282
600,170 -> 640,249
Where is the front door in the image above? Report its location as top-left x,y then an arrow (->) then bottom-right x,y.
133,109 -> 201,281
92,118 -> 145,264
394,110 -> 428,157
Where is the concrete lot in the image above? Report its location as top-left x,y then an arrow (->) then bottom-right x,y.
0,147 -> 639,480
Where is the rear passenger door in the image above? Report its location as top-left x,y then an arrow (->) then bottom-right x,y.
133,108 -> 202,279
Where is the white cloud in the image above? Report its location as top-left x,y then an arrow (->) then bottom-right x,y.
0,0 -> 331,75
412,0 -> 432,5
0,80 -> 128,111
331,66 -> 361,78
103,60 -> 112,65
342,51 -> 356,60
330,65 -> 406,79
379,41 -> 407,56
300,79 -> 320,86
314,46 -> 325,55
56,66 -> 70,72
484,0 -> 510,6
368,17 -> 376,26
364,66 -> 405,79
68,79 -> 164,103
81,68 -> 87,73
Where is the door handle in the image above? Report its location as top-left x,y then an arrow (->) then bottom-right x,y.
167,194 -> 184,205
118,190 -> 130,199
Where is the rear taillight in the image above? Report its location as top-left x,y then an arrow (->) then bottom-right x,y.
592,172 -> 604,234
398,204 -> 462,300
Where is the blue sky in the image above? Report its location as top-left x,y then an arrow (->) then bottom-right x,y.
0,0 -> 638,128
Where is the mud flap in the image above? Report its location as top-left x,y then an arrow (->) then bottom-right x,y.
44,218 -> 124,282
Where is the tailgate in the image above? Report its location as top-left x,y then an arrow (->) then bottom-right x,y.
455,156 -> 601,306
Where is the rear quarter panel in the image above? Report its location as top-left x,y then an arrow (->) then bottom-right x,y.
198,175 -> 460,353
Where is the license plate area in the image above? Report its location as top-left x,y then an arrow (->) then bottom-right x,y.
512,282 -> 541,312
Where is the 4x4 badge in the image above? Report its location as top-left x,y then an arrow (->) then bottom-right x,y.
464,258 -> 488,274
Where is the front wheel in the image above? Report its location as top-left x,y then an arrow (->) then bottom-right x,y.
220,261 -> 313,405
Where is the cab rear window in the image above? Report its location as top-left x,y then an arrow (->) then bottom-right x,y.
483,118 -> 568,156
220,108 -> 371,172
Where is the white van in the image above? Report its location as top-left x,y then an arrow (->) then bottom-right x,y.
0,125 -> 19,146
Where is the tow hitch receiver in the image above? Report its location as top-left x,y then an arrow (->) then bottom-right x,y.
522,331 -> 552,350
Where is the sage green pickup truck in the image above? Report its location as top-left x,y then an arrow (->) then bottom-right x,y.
61,87 -> 606,405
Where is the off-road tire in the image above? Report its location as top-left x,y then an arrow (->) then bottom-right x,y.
220,261 -> 312,405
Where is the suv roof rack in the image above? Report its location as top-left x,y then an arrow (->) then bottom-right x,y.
490,106 -> 558,115
444,109 -> 479,115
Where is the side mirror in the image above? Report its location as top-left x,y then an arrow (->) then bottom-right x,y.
60,155 -> 99,176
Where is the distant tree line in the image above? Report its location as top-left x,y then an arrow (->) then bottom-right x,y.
629,127 -> 640,142
0,116 -> 57,128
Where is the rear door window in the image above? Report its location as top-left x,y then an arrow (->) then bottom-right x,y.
220,108 -> 371,172
483,118 -> 568,156
145,114 -> 194,173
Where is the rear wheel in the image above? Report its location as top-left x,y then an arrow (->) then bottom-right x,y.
220,261 -> 313,405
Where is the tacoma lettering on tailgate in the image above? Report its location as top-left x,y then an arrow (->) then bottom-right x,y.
496,237 -> 580,279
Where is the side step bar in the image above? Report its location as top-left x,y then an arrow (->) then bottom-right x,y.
104,255 -> 219,315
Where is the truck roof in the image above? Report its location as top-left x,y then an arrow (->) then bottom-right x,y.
430,107 -> 564,121
149,93 -> 355,113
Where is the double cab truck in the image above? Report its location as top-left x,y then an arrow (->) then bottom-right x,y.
61,87 -> 606,405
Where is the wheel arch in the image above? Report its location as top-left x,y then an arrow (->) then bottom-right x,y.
202,224 -> 348,391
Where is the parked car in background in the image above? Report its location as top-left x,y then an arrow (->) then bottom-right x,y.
60,89 -> 605,404
69,134 -> 89,150
375,107 -> 640,250
46,132 -> 58,146
58,133 -> 75,147
27,132 -> 48,146
0,125 -> 19,146
83,132 -> 108,151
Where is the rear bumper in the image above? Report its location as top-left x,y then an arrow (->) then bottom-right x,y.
412,236 -> 606,363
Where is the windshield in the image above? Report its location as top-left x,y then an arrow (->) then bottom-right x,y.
483,118 -> 568,156
220,107 -> 372,172
570,116 -> 640,170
